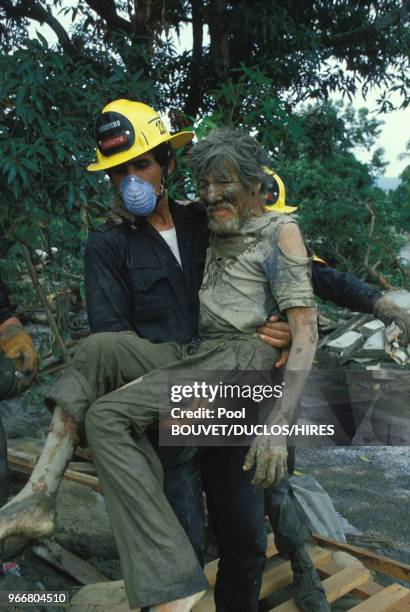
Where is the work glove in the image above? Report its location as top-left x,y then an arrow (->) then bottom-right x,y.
0,319 -> 39,377
243,436 -> 288,488
373,296 -> 410,346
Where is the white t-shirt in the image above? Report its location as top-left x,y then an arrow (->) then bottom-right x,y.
159,227 -> 182,267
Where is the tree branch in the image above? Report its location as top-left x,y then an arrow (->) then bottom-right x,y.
207,0 -> 230,81
363,199 -> 376,271
0,0 -> 78,56
183,0 -> 204,119
321,0 -> 410,49
20,243 -> 71,364
84,0 -> 133,35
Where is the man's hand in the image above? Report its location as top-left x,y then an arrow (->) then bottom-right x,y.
0,318 -> 39,376
373,296 -> 410,346
257,315 -> 292,368
243,436 -> 288,488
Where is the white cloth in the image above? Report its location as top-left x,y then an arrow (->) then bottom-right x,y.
159,227 -> 182,267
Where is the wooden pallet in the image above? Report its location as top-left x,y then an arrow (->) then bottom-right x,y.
193,534 -> 410,612
7,440 -> 410,611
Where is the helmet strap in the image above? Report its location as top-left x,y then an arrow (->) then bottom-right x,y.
156,145 -> 171,203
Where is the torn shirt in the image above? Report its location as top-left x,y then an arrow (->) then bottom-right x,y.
199,212 -> 315,339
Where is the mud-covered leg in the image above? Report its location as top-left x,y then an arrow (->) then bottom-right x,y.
0,407 -> 78,541
0,333 -> 183,543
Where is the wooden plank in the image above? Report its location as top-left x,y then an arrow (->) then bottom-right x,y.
7,448 -> 37,468
270,565 -> 370,611
7,438 -> 43,458
195,537 -> 292,612
7,449 -> 101,492
312,533 -> 410,583
349,584 -> 410,611
75,446 -> 93,461
193,589 -> 215,612
33,539 -> 108,585
319,559 -> 383,599
260,546 -> 331,600
67,461 -> 97,475
193,549 -> 331,612
63,468 -> 101,492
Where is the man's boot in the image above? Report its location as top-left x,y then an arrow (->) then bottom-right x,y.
289,545 -> 330,612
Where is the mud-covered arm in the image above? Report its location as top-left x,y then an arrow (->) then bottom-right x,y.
85,230 -> 134,333
244,223 -> 317,488
267,223 -> 317,427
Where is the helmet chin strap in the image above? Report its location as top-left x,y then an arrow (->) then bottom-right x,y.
155,146 -> 171,204
154,174 -> 166,206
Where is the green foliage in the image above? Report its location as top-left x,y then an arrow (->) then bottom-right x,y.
0,39 -> 156,259
193,81 -> 406,285
390,164 -> 410,232
0,1 -> 409,311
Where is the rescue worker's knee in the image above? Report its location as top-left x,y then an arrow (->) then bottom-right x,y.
73,332 -> 118,367
85,399 -> 113,446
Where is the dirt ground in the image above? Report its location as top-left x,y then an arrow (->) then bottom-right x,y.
1,446 -> 408,611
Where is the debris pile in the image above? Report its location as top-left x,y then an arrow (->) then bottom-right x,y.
318,290 -> 410,368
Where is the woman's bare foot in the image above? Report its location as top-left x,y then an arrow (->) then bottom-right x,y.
0,492 -> 56,541
150,590 -> 206,612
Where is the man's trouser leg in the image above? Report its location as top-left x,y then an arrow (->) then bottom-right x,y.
72,333 -> 206,566
84,336 -> 276,608
83,341 -> 235,608
202,446 -> 267,612
46,332 -> 208,608
154,444 -> 205,565
264,473 -> 309,557
47,331 -> 188,422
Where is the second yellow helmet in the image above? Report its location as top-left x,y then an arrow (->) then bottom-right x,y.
262,166 -> 298,213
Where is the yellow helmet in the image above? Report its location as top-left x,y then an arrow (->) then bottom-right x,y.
262,166 -> 298,213
87,99 -> 195,172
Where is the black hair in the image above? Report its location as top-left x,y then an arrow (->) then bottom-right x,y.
151,142 -> 173,167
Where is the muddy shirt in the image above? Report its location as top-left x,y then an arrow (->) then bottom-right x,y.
199,212 -> 315,339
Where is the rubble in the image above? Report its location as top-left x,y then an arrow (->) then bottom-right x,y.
67,579 -> 128,610
320,291 -> 410,366
361,319 -> 385,338
326,331 -> 363,357
355,329 -> 385,359
55,481 -> 118,560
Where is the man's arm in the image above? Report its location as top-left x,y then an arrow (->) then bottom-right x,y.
244,223 -> 318,487
311,262 -> 382,313
258,261 -> 410,356
85,229 -> 135,333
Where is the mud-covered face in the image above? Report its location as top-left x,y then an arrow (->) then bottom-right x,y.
198,163 -> 258,235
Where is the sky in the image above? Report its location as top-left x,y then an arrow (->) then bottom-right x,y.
27,11 -> 410,178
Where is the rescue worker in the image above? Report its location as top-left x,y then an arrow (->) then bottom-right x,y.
0,274 -> 39,560
1,101 -> 409,612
